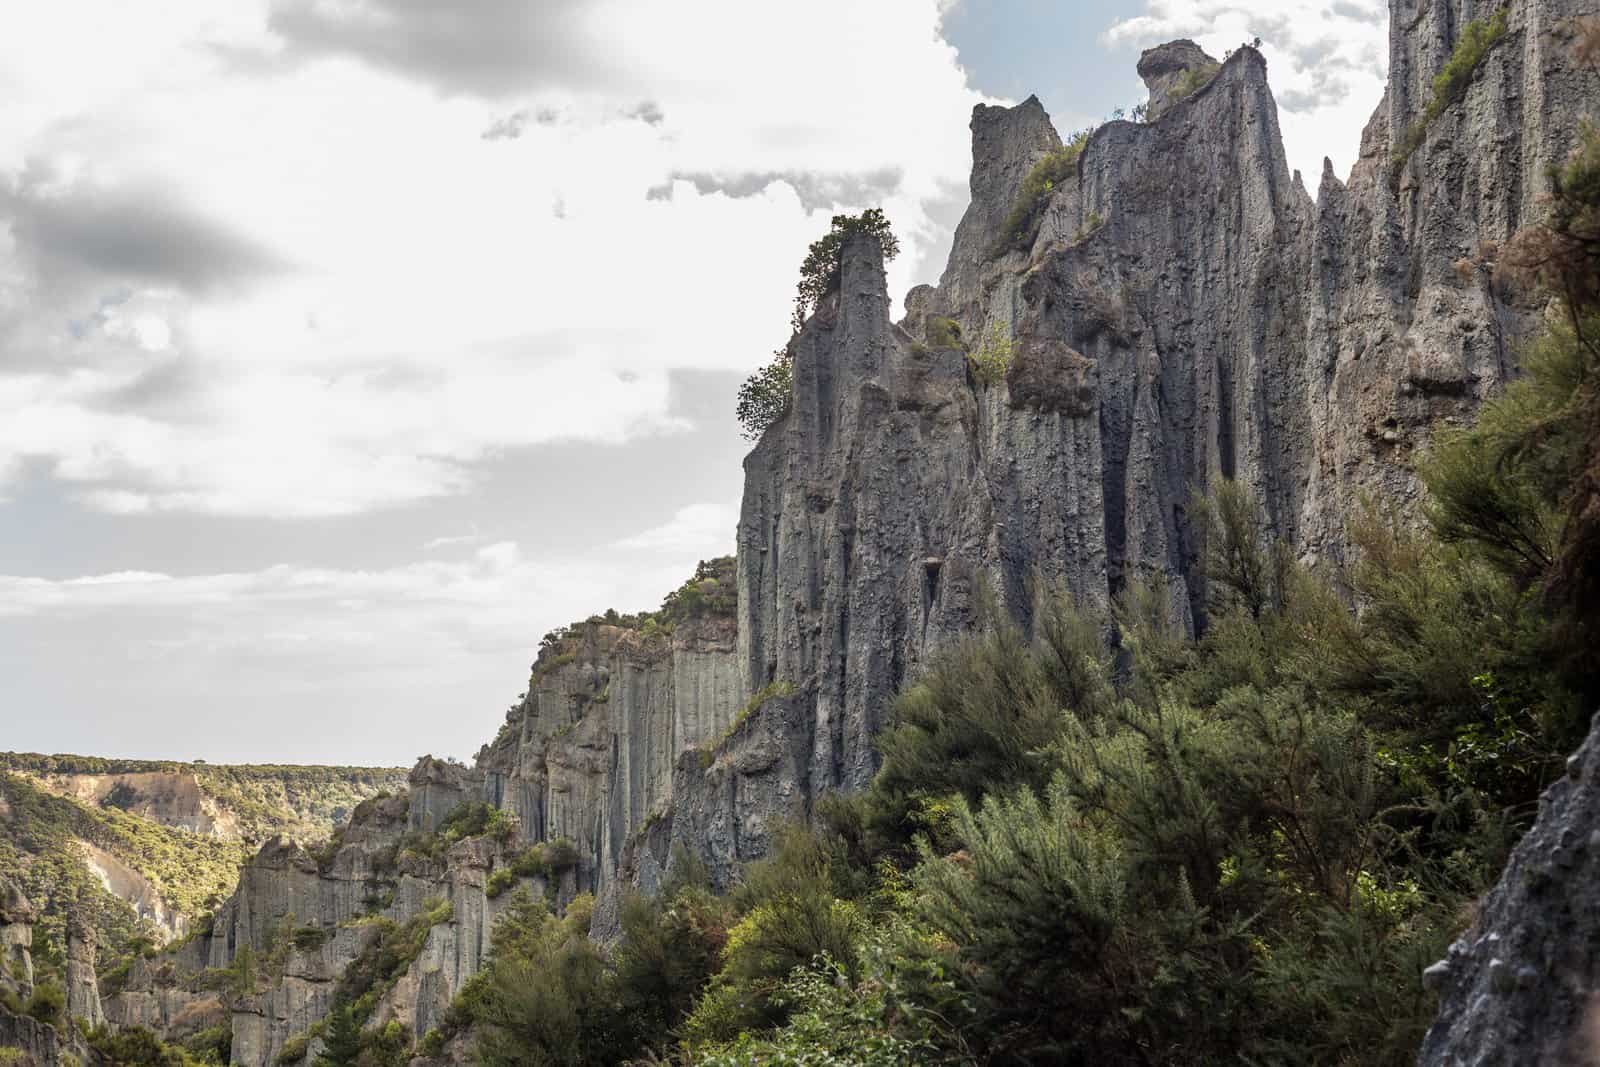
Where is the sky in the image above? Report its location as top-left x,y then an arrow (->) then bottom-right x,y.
0,0 -> 1391,766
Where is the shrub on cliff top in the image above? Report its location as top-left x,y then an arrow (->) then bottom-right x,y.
791,208 -> 900,332
998,129 -> 1090,251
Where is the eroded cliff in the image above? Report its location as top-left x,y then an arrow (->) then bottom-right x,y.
104,1 -> 1600,1062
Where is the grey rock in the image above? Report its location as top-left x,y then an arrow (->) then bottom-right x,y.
0,876 -> 35,998
1137,39 -> 1219,121
65,914 -> 103,1030
1420,713 -> 1600,1064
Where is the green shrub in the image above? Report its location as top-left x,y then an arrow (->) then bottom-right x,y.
791,208 -> 901,331
274,1033 -> 309,1065
485,868 -> 517,900
291,925 -> 328,952
1168,61 -> 1222,104
925,316 -> 963,350
24,981 -> 64,1025
84,1025 -> 196,1067
998,130 -> 1090,250
182,1025 -> 231,1065
737,349 -> 794,442
966,322 -> 1014,385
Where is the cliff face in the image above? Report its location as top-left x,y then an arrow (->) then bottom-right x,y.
1420,712 -> 1600,1064
109,0 -> 1600,1060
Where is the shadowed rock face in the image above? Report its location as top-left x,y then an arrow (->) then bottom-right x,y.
1420,713 -> 1600,1065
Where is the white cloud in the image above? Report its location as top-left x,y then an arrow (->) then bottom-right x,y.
614,502 -> 737,553
0,546 -> 703,761
0,0 -> 985,519
1106,0 -> 1388,186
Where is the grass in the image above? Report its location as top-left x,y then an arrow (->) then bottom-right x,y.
926,316 -> 964,350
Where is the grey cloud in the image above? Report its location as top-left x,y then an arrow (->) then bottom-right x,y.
266,0 -> 611,99
623,101 -> 664,125
2,166 -> 288,296
1278,64 -> 1355,110
1330,1 -> 1384,24
647,167 -> 904,214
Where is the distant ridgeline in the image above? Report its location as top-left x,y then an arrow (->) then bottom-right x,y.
0,755 -> 406,969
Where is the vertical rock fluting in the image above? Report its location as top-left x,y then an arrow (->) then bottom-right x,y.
727,0 -> 1597,837
0,877 -> 35,999
65,915 -> 103,1030
103,1 -> 1600,1058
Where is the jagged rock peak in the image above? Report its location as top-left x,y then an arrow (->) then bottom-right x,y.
1138,38 -> 1221,120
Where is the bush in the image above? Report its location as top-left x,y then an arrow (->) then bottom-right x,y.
998,130 -> 1090,250
485,867 -> 517,900
965,321 -> 1015,386
791,208 -> 900,332
925,316 -> 963,350
1168,61 -> 1222,104
23,981 -> 64,1026
291,925 -> 328,952
736,349 -> 794,442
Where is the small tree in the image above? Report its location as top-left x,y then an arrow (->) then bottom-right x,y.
315,1004 -> 363,1067
736,348 -> 794,441
792,208 -> 900,332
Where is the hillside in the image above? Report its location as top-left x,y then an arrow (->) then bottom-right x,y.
0,757 -> 406,974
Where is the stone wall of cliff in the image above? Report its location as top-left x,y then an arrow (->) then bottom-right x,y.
106,1 -> 1600,1060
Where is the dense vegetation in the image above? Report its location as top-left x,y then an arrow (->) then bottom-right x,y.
423,111 -> 1600,1065
0,772 -> 245,973
0,757 -> 403,1007
0,754 -> 408,844
735,349 -> 794,442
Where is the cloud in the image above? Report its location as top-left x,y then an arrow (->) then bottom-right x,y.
0,544 -> 704,762
614,502 -> 737,553
0,0 -> 986,519
1106,0 -> 1388,183
647,167 -> 905,214
1,164 -> 288,297
265,0 -> 613,99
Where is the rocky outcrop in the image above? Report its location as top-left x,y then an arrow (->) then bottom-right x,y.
0,881 -> 90,1067
65,916 -> 102,1030
1419,712 -> 1600,1064
80,841 -> 185,942
1137,39 -> 1219,121
39,771 -> 236,838
1,877 -> 35,998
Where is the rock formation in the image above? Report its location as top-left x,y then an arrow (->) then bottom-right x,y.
0,879 -> 91,1067
0,877 -> 35,998
1420,713 -> 1600,1064
107,0 -> 1600,1062
65,915 -> 102,1030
